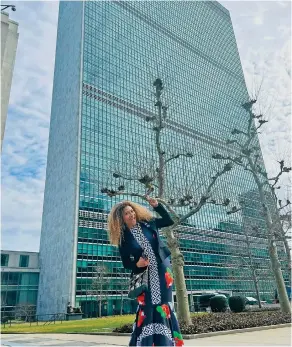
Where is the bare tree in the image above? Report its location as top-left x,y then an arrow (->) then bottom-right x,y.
231,224 -> 275,308
274,197 -> 291,276
87,265 -> 110,317
101,78 -> 234,325
14,303 -> 36,322
116,272 -> 128,315
212,97 -> 291,313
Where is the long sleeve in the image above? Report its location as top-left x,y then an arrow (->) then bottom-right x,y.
153,203 -> 174,229
119,244 -> 138,272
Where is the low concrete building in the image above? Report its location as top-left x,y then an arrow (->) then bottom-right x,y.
1,250 -> 39,318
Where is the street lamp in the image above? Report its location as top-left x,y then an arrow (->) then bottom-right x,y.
1,5 -> 16,12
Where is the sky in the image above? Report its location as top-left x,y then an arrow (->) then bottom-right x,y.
1,0 -> 291,252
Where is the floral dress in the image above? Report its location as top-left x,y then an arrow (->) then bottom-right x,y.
129,223 -> 184,347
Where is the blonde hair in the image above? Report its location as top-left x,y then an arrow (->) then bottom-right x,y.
108,200 -> 153,246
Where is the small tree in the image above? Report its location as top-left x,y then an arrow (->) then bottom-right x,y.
87,265 -> 110,317
101,78 -> 234,324
274,199 -> 291,277
227,209 -> 276,308
212,97 -> 291,313
14,303 -> 36,322
116,271 -> 128,315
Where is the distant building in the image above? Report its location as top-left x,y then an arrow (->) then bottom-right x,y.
1,250 -> 39,318
1,11 -> 19,149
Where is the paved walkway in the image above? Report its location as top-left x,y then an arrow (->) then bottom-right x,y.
1,327 -> 291,346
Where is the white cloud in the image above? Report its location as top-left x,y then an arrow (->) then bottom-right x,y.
254,15 -> 263,25
1,1 -> 291,252
1,1 -> 59,252
224,0 -> 291,201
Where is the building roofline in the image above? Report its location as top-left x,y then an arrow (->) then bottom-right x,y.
1,250 -> 39,255
1,11 -> 19,26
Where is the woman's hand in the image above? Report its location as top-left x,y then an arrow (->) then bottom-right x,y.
136,257 -> 150,268
145,195 -> 159,208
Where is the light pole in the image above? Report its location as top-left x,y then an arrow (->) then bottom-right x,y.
1,5 -> 16,12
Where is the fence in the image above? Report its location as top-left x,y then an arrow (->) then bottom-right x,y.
1,313 -> 67,328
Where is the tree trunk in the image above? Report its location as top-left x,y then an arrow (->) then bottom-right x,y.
283,237 -> 291,275
251,170 -> 291,313
154,78 -> 191,324
120,294 -> 124,315
99,299 -> 102,317
251,270 -> 262,308
244,229 -> 262,308
166,229 -> 192,325
268,240 -> 290,312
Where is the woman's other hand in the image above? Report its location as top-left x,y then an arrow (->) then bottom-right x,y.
145,195 -> 159,208
136,257 -> 150,268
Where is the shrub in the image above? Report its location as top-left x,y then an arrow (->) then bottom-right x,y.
244,306 -> 280,313
229,296 -> 246,313
73,307 -> 82,314
183,311 -> 291,334
210,296 -> 228,312
199,294 -> 216,310
114,311 -> 291,334
113,323 -> 132,333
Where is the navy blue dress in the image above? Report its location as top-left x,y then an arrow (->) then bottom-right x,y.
123,219 -> 184,347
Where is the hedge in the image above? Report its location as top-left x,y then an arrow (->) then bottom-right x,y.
114,311 -> 291,334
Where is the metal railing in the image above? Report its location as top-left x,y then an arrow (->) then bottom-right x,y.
1,313 -> 67,328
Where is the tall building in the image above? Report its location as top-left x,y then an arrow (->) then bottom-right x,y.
38,1 -> 282,317
1,11 -> 19,149
1,251 -> 39,318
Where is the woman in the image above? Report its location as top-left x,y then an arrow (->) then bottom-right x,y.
108,196 -> 184,347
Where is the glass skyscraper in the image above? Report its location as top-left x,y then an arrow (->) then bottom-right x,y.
37,1 -> 288,317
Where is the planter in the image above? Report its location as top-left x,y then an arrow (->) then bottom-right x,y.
66,313 -> 83,321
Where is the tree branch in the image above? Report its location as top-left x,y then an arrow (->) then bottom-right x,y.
165,152 -> 193,165
227,206 -> 242,215
179,163 -> 233,224
268,160 -> 292,188
100,188 -> 180,221
212,154 -> 254,173
155,198 -> 180,221
112,172 -> 140,181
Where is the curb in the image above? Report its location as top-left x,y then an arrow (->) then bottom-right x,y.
66,323 -> 291,339
2,323 -> 291,338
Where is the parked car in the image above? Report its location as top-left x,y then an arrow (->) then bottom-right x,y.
245,296 -> 258,305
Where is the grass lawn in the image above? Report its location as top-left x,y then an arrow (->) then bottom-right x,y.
1,313 -> 206,334
1,315 -> 135,334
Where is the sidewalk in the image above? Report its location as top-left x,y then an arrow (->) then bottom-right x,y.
1,326 -> 291,346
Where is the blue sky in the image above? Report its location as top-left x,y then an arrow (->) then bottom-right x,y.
1,1 -> 291,252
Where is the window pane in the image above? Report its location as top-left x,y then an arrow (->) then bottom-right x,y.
1,254 -> 9,267
19,255 -> 29,268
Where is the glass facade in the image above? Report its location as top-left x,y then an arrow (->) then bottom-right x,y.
40,1 -> 288,317
1,272 -> 39,317
73,1 -> 289,317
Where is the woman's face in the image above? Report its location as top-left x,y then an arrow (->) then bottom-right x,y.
122,205 -> 137,229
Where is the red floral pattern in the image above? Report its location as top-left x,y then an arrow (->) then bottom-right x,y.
174,332 -> 184,346
137,309 -> 146,327
137,293 -> 146,306
161,304 -> 171,318
174,337 -> 184,346
165,268 -> 174,288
